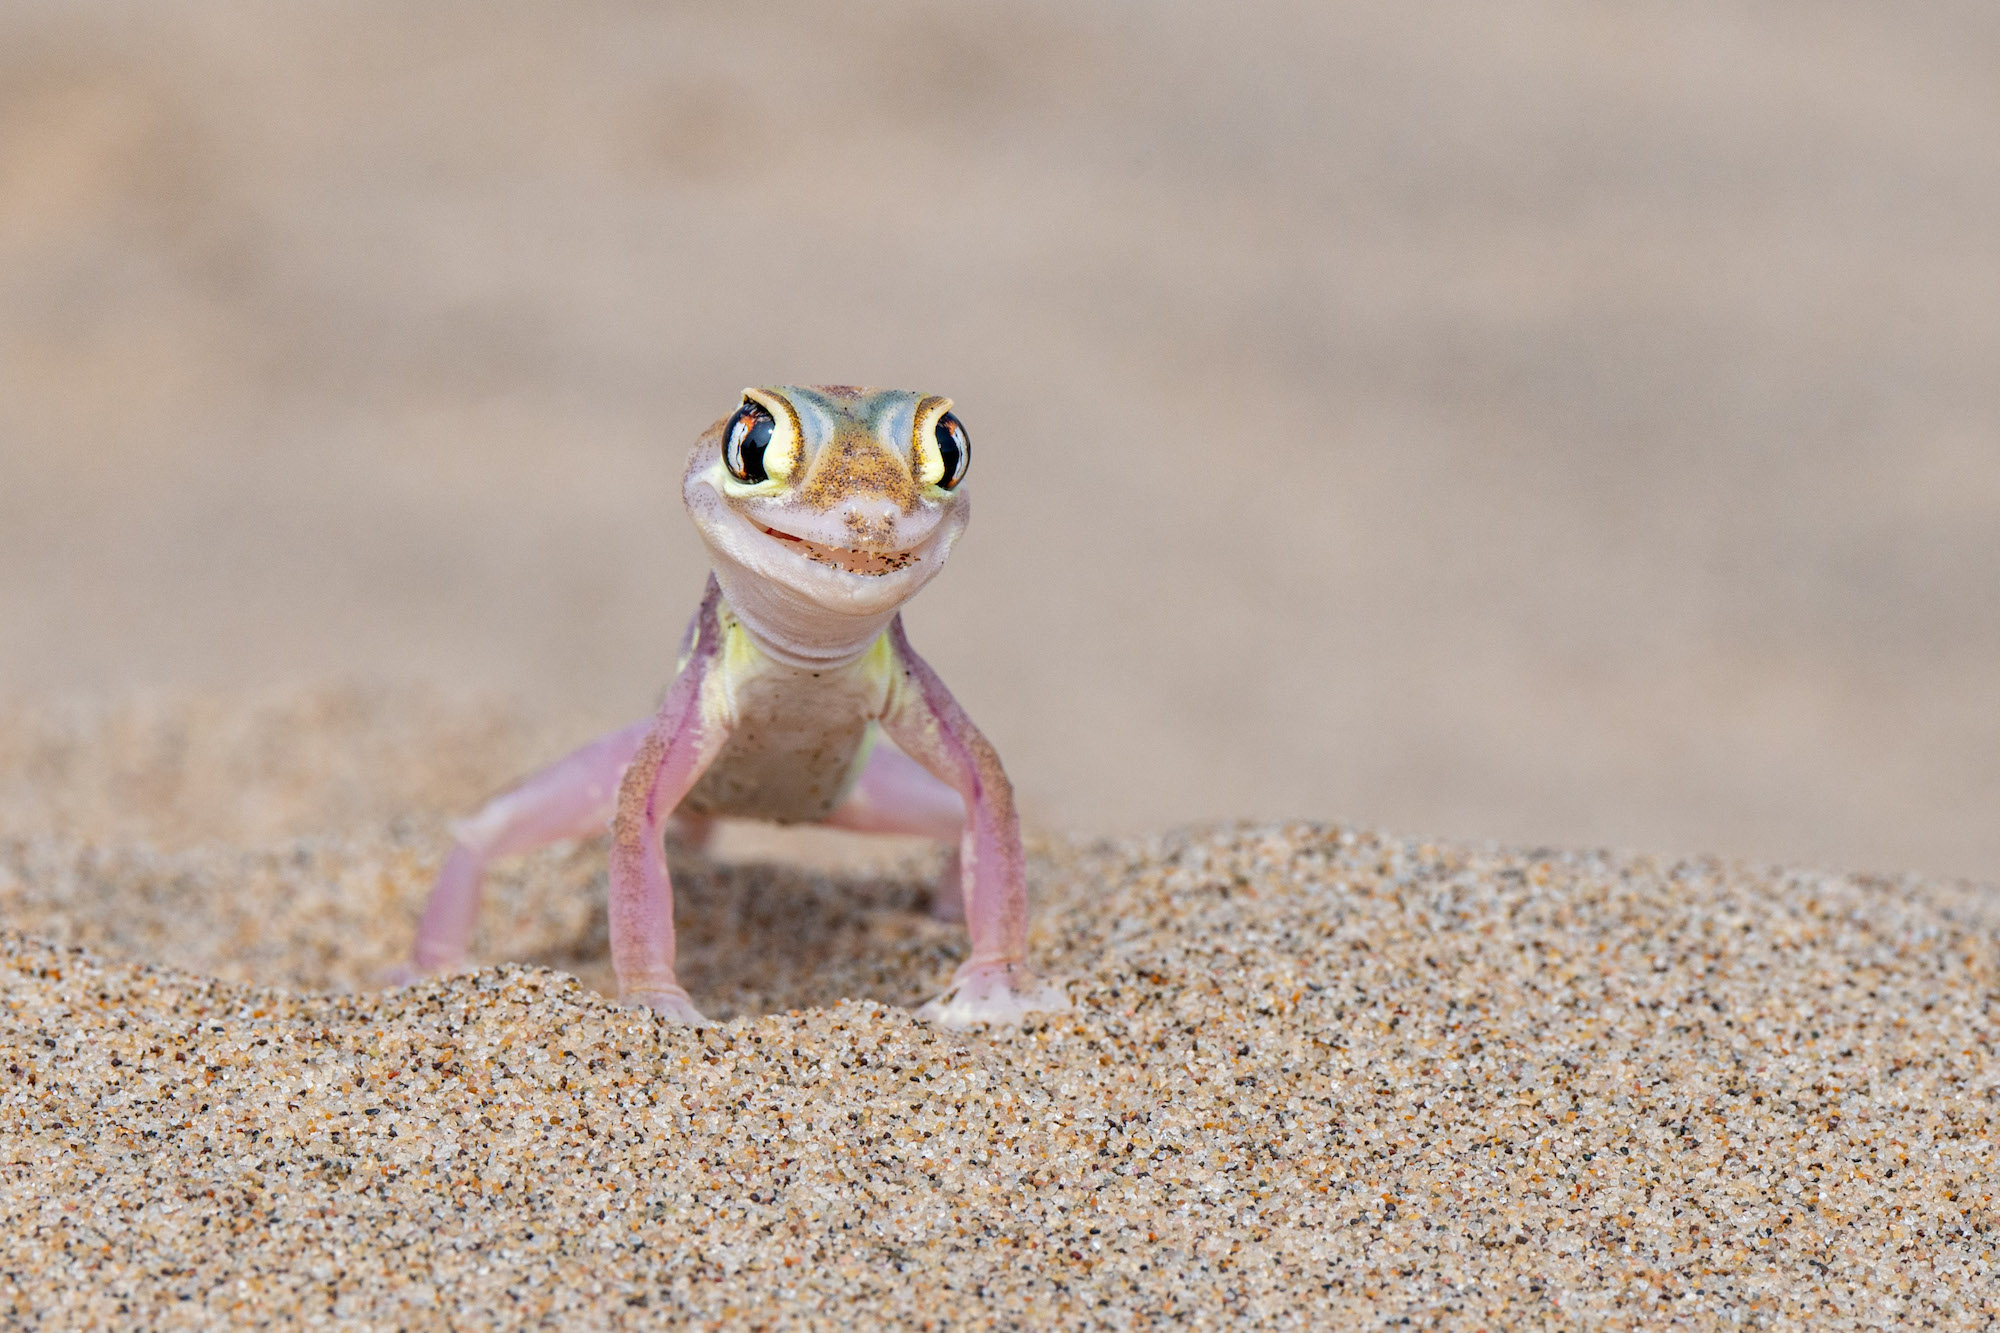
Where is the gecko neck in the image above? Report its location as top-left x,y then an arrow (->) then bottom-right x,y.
708,562 -> 902,669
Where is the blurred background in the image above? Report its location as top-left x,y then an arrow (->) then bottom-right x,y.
2,0 -> 1996,880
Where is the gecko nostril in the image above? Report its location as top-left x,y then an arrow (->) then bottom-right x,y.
842,502 -> 899,543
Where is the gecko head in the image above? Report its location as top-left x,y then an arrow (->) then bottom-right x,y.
683,385 -> 972,617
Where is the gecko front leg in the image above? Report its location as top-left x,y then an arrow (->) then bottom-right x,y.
877,615 -> 1070,1028
400,593 -> 718,983
608,591 -> 732,1024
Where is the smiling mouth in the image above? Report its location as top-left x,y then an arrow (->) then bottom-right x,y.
761,526 -> 920,576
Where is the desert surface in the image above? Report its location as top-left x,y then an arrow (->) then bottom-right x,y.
2,1 -> 1998,1326
2,691 -> 1995,1326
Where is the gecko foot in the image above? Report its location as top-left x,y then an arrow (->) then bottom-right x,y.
624,985 -> 710,1026
915,961 -> 1070,1029
378,959 -> 463,989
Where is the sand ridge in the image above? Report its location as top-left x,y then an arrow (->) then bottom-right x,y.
1,691 -> 1995,1327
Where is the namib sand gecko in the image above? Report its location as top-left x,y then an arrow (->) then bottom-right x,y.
401,386 -> 1070,1028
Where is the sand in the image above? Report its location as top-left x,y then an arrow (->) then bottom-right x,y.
1,690 -> 1993,1328
5,0 -> 2000,885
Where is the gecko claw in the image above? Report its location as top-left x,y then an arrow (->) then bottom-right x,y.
915,962 -> 1070,1029
625,986 -> 710,1026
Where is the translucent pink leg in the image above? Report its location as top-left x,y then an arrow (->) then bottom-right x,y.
878,617 -> 1069,1027
823,738 -> 968,920
606,581 -> 730,1023
406,719 -> 650,975
610,703 -> 726,1019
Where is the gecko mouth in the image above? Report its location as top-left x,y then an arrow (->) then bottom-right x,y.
760,526 -> 921,576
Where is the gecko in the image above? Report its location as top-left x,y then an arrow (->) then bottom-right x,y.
401,385 -> 1070,1028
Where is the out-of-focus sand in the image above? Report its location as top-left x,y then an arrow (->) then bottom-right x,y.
1,691 -> 1995,1326
2,1 -> 1998,880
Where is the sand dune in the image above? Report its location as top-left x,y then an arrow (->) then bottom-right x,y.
2,691 -> 1992,1325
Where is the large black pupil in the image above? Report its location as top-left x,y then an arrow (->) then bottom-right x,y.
935,415 -> 963,484
729,405 -> 772,481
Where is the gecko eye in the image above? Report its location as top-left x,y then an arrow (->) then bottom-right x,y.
723,402 -> 774,483
934,412 -> 970,490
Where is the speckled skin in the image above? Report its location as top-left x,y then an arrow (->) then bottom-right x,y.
404,387 -> 1069,1028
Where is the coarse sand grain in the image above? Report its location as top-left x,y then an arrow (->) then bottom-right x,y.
1,689 -> 1995,1328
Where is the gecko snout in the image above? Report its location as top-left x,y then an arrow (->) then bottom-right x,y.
840,498 -> 903,548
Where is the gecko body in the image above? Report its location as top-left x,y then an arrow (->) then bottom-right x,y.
677,596 -> 891,824
405,386 -> 1068,1028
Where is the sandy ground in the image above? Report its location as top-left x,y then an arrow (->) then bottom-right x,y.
2,1 -> 1999,881
1,689 -> 1995,1327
